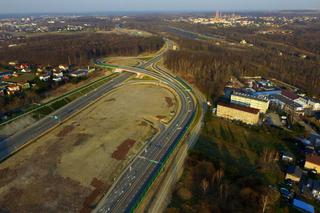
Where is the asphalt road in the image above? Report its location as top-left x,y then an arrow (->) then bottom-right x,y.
95,43 -> 198,213
0,73 -> 132,162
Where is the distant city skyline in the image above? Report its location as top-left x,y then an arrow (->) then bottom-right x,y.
0,0 -> 319,14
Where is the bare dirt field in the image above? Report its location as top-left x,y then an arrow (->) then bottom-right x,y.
0,83 -> 178,212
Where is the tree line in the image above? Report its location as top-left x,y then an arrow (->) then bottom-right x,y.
0,33 -> 164,66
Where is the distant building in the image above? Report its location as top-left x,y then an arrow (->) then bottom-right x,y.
285,166 -> 303,182
231,92 -> 269,113
216,102 -> 260,125
304,154 -> 320,173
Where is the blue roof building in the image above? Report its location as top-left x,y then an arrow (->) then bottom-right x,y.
292,198 -> 314,213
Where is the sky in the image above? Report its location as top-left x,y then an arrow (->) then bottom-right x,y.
0,0 -> 319,14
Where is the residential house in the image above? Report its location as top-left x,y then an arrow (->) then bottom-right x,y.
53,71 -> 64,78
20,68 -> 31,73
6,84 -> 20,95
0,71 -> 13,79
15,63 -> 29,70
69,69 -> 88,78
285,166 -> 303,182
58,64 -> 68,71
216,101 -> 260,125
17,81 -> 31,89
304,154 -> 320,173
39,72 -> 51,81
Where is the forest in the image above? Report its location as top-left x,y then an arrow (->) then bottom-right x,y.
0,33 -> 164,65
164,36 -> 320,98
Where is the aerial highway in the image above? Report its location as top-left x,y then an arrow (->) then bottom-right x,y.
0,38 -> 201,213
95,42 -> 199,212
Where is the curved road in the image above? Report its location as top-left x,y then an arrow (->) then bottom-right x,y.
95,41 -> 198,213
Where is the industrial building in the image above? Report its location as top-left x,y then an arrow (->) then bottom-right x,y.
231,91 -> 270,113
216,102 -> 260,125
269,94 -> 304,113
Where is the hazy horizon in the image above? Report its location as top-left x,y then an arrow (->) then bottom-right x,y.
0,0 -> 319,14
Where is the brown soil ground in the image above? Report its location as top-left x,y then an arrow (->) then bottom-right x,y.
0,83 -> 178,212
112,139 -> 136,160
165,97 -> 174,107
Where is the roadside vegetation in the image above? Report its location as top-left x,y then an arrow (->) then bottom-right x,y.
166,111 -> 305,212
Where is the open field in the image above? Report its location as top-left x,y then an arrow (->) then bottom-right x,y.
105,57 -> 143,67
0,83 -> 177,212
